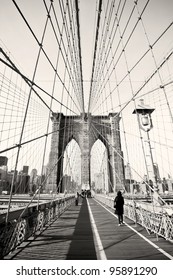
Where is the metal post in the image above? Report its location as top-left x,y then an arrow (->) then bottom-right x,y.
146,131 -> 160,205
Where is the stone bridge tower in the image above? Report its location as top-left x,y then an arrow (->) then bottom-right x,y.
46,112 -> 125,193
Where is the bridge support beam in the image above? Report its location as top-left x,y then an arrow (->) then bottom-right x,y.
46,112 -> 125,194
46,113 -> 61,193
109,114 -> 125,192
80,116 -> 91,189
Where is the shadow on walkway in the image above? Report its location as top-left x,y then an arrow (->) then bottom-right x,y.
66,198 -> 97,260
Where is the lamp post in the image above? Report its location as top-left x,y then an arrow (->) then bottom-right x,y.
132,99 -> 161,206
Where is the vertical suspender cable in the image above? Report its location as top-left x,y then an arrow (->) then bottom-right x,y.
74,0 -> 85,114
88,0 -> 103,114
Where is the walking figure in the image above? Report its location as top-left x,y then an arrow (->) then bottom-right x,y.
114,191 -> 124,226
75,192 -> 79,206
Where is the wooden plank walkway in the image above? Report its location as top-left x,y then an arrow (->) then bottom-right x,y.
4,197 -> 173,260
89,199 -> 173,260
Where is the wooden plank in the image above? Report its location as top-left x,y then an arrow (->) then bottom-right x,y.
88,199 -> 172,260
5,198 -> 97,260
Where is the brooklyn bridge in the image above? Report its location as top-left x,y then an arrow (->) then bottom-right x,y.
0,0 -> 173,260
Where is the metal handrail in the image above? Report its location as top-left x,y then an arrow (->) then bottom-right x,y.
95,194 -> 173,242
0,195 -> 75,259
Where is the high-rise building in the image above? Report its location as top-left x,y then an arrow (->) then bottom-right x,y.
153,163 -> 161,182
0,167 -> 8,194
30,169 -> 38,193
62,175 -> 71,193
0,156 -> 8,167
42,165 -> 48,176
124,164 -> 132,180
94,173 -> 104,193
23,166 -> 29,175
30,169 -> 37,183
16,173 -> 30,194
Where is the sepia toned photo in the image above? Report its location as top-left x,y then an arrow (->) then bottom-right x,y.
0,0 -> 173,264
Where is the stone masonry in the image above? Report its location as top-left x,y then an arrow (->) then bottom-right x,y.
46,112 -> 125,193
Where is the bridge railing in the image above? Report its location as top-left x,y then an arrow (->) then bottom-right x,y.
0,195 -> 75,259
94,194 -> 173,242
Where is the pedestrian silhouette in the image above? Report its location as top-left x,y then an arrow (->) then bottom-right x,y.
75,192 -> 79,206
114,191 -> 124,226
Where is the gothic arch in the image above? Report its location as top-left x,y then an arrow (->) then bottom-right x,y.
62,138 -> 81,192
46,112 -> 125,193
90,139 -> 110,191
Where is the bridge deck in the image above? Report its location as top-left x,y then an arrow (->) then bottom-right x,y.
5,198 -> 173,260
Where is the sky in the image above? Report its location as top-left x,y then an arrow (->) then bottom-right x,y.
0,0 -> 173,187
1,0 -> 173,99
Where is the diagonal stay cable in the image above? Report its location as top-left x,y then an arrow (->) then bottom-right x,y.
0,124 -> 72,154
12,0 -> 81,114
91,0 -> 150,113
0,49 -> 53,114
92,21 -> 173,114
43,0 -> 83,112
117,48 -> 173,116
0,54 -> 78,116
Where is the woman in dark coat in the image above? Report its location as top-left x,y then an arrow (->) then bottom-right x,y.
114,191 -> 124,226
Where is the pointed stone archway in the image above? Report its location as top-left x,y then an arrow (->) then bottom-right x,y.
46,112 -> 125,193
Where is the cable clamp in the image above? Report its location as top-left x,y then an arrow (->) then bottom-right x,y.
16,144 -> 22,148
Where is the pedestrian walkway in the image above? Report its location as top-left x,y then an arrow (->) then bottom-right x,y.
89,199 -> 173,260
4,197 -> 173,260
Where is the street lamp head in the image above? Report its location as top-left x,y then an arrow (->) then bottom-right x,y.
141,115 -> 149,126
132,99 -> 155,115
132,99 -> 155,132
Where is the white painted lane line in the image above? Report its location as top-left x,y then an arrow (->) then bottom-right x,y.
94,198 -> 173,260
87,198 -> 107,260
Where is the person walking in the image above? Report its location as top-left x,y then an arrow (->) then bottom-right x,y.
75,192 -> 80,206
114,191 -> 124,226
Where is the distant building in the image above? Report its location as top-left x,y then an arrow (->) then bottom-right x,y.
5,170 -> 18,194
70,179 -> 77,193
42,165 -> 48,176
0,156 -> 8,167
94,173 -> 104,193
124,164 -> 134,192
153,163 -> 161,182
30,169 -> 37,183
23,166 -> 29,175
0,167 -> 8,194
16,173 -> 30,194
0,168 -> 7,180
75,175 -> 80,186
162,177 -> 168,193
124,164 -> 132,180
143,174 -> 148,183
30,169 -> 38,193
62,175 -> 71,193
